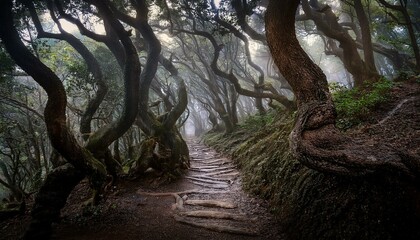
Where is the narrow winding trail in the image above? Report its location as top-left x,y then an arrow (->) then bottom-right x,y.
167,139 -> 275,237
49,138 -> 281,240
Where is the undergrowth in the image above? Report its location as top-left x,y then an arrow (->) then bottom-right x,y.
204,109 -> 420,240
331,78 -> 394,129
205,111 -> 295,202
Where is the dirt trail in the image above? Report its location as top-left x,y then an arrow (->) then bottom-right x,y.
47,139 -> 281,240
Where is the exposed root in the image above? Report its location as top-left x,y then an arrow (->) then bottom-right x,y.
187,180 -> 229,189
186,176 -> 231,185
191,157 -> 213,161
179,210 -> 254,221
173,215 -> 258,236
215,172 -> 239,178
203,169 -> 237,177
193,162 -> 230,167
137,189 -> 199,196
82,190 -> 100,208
137,189 -> 229,196
171,193 -> 184,210
378,97 -> 415,125
184,199 -> 236,209
189,165 -> 223,170
190,166 -> 233,173
205,159 -> 229,164
189,175 -> 232,183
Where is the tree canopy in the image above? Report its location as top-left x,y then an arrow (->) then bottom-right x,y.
0,0 -> 418,238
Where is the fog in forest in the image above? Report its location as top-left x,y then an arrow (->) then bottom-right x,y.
0,0 -> 419,239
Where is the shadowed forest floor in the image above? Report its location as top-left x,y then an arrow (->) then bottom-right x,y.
203,77 -> 420,240
1,140 -> 281,240
1,77 -> 419,240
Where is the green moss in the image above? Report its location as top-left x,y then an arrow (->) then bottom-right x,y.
331,78 -> 394,129
204,110 -> 420,240
82,148 -> 107,176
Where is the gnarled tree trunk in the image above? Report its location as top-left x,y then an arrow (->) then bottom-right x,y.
265,0 -> 419,178
265,1 -> 420,239
112,0 -> 189,179
0,0 -> 141,238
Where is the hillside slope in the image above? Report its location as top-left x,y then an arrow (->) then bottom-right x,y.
204,77 -> 420,240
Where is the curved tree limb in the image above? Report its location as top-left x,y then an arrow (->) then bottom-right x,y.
54,0 -> 126,68
301,0 -> 379,86
265,0 -> 419,179
83,0 -> 141,152
175,25 -> 296,110
24,0 -> 108,141
0,2 -> 107,237
231,0 -> 267,44
210,1 -> 267,113
158,55 -> 188,130
110,0 -> 162,136
0,96 -> 44,120
0,0 -> 106,178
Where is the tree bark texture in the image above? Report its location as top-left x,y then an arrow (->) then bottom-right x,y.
0,0 -> 142,237
84,0 -> 141,152
265,0 -> 420,178
23,164 -> 84,239
353,0 -> 377,72
112,1 -> 189,176
22,0 -> 109,143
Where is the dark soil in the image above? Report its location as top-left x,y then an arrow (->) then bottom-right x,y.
347,77 -> 419,158
1,77 -> 418,240
204,76 -> 420,240
1,140 -> 281,240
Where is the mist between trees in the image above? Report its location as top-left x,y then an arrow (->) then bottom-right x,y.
0,0 -> 419,239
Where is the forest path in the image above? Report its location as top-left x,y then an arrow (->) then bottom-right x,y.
50,138 -> 281,240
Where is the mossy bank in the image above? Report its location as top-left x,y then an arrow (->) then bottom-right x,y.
204,111 -> 420,240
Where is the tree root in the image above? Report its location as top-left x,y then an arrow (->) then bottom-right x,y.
188,175 -> 232,183
378,97 -> 415,125
184,199 -> 236,209
189,165 -> 224,170
137,189 -> 199,196
187,180 -> 229,189
295,124 -> 416,177
215,172 -> 239,178
203,169 -> 237,177
173,215 -> 258,236
205,159 -> 229,164
179,210 -> 255,221
186,176 -> 232,185
137,189 -> 229,196
191,158 -> 214,161
171,193 -> 184,210
194,162 -> 230,167
190,166 -> 233,173
82,189 -> 101,208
